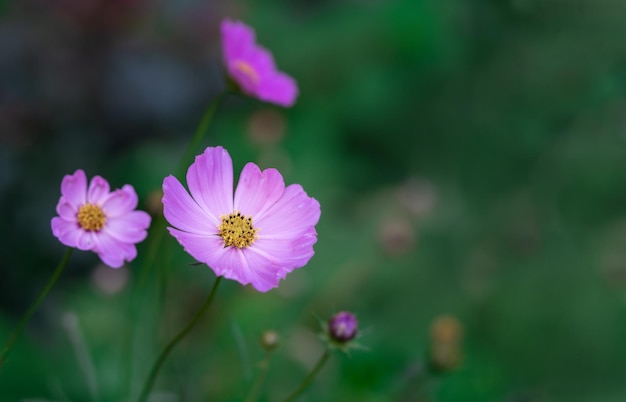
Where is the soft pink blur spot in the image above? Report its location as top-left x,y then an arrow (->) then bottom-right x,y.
91,263 -> 129,294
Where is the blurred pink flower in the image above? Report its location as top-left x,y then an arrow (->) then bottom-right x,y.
162,146 -> 319,292
221,19 -> 298,107
51,170 -> 151,268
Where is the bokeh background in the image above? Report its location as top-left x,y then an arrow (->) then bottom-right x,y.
3,0 -> 626,401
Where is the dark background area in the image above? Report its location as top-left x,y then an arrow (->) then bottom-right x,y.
2,0 -> 626,401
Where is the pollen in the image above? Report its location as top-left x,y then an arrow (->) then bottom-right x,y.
77,204 -> 107,232
218,211 -> 258,248
233,60 -> 260,84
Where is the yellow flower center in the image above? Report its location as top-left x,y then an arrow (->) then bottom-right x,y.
233,60 -> 259,84
218,211 -> 258,248
77,204 -> 107,232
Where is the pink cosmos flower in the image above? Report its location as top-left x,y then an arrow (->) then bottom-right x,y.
221,19 -> 298,107
51,170 -> 151,268
162,146 -> 320,292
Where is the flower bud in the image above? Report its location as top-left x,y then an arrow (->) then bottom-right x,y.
145,189 -> 164,216
428,315 -> 463,373
260,330 -> 280,352
328,311 -> 358,343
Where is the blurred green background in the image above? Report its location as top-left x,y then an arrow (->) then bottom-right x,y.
3,0 -> 626,401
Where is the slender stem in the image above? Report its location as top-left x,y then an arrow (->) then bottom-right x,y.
1,248 -> 73,367
138,91 -> 226,287
281,349 -> 330,402
136,276 -> 223,402
176,91 -> 227,179
245,351 -> 274,402
129,91 -> 226,397
62,313 -> 100,402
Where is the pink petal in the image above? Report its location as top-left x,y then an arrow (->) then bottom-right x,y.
76,230 -> 97,251
51,217 -> 81,247
221,19 -> 257,61
256,184 -> 320,238
105,211 -> 151,243
250,233 -> 317,272
249,46 -> 276,75
167,228 -> 277,291
186,146 -> 234,221
56,197 -> 77,221
87,176 -> 111,205
200,245 -> 278,292
226,248 -> 280,292
233,163 -> 285,219
61,169 -> 87,206
257,72 -> 298,107
94,232 -> 137,268
167,228 -> 227,265
102,185 -> 138,217
163,175 -> 218,234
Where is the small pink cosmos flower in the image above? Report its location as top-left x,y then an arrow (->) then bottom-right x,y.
162,146 -> 320,292
221,19 -> 298,107
51,170 -> 151,268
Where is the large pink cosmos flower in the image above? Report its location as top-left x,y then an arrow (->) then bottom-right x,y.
221,19 -> 298,107
162,146 -> 320,292
51,170 -> 151,268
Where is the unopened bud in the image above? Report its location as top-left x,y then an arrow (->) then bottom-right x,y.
328,311 -> 358,343
429,315 -> 463,373
145,189 -> 164,216
260,330 -> 280,351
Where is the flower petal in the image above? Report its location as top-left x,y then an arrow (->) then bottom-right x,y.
61,169 -> 87,206
94,232 -> 137,268
163,175 -> 218,234
76,230 -> 97,251
167,228 -> 227,265
88,176 -> 111,205
102,185 -> 139,217
256,184 -> 320,238
186,146 -> 234,221
56,197 -> 77,221
250,232 -> 317,273
105,211 -> 151,243
234,163 -> 285,219
257,72 -> 298,107
221,19 -> 256,61
224,248 -> 280,292
167,228 -> 276,291
51,217 -> 81,247
249,46 -> 276,76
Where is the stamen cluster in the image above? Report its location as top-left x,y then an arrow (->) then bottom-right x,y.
77,204 -> 106,231
218,211 -> 258,248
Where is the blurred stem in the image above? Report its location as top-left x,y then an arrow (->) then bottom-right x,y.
245,351 -> 274,402
62,313 -> 100,402
176,91 -> 227,178
138,91 -> 226,287
136,275 -> 223,402
394,362 -> 433,402
0,248 -> 73,367
281,349 -> 330,402
130,91 -> 226,398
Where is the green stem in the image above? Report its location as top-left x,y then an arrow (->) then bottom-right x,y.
129,91 -> 226,397
1,248 -> 73,367
245,351 -> 274,402
281,349 -> 330,402
136,276 -> 223,402
138,91 -> 226,287
176,91 -> 227,179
